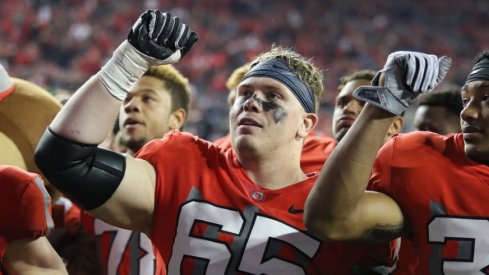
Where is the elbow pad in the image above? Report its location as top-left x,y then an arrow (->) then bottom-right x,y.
34,128 -> 125,210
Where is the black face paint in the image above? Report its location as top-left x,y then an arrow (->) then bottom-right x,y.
233,93 -> 288,123
252,94 -> 278,112
233,98 -> 243,110
252,94 -> 288,123
272,107 -> 288,123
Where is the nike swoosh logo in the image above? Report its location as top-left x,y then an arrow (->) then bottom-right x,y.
288,205 -> 304,214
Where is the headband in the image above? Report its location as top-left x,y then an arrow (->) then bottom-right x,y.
242,58 -> 315,113
465,57 -> 489,84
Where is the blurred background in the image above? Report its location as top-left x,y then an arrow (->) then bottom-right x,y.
1,0 -> 488,140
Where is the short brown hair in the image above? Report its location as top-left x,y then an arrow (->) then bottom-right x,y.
337,69 -> 376,93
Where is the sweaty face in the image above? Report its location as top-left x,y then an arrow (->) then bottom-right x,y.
119,76 -> 174,153
414,105 -> 461,135
229,77 -> 306,156
460,80 -> 489,164
332,79 -> 369,141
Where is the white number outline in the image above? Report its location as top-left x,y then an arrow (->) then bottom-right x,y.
94,219 -> 155,275
168,200 -> 321,275
428,215 -> 489,274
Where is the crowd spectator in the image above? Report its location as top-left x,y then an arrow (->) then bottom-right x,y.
1,0 -> 486,138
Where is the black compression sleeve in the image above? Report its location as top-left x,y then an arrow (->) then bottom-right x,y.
34,128 -> 125,210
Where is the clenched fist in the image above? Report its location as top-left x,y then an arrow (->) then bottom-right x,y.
97,9 -> 198,100
353,51 -> 451,115
128,10 -> 198,65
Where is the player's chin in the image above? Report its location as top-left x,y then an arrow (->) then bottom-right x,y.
233,136 -> 258,152
125,137 -> 147,151
464,143 -> 489,164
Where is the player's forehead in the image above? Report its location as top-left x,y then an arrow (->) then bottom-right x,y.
336,88 -> 354,101
337,79 -> 370,98
238,77 -> 293,97
336,80 -> 368,102
462,80 -> 489,95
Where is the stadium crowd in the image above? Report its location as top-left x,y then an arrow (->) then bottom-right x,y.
1,0 -> 488,139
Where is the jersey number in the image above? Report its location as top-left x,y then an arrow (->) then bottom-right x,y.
428,216 -> 489,274
94,219 -> 155,275
168,201 -> 320,274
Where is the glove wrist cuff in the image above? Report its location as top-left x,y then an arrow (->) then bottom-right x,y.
353,86 -> 407,116
96,41 -> 149,100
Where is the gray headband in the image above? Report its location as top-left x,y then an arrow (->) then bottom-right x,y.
242,58 -> 315,113
465,58 -> 489,84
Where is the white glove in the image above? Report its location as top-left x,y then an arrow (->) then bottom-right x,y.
97,10 -> 198,100
353,51 -> 451,115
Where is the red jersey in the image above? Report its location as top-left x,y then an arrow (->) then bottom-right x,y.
137,131 -> 396,274
52,197 -> 82,234
370,132 -> 489,274
300,133 -> 336,174
0,165 -> 53,260
81,213 -> 158,275
213,134 -> 232,149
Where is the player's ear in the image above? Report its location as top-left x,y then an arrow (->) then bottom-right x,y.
169,108 -> 187,130
387,116 -> 404,138
298,113 -> 318,139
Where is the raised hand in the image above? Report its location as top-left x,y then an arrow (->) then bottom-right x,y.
127,10 -> 198,64
97,9 -> 198,100
353,51 -> 451,115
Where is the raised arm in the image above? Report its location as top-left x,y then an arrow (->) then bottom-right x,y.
35,10 -> 198,234
304,51 -> 451,242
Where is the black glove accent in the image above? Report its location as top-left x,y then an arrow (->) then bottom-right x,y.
127,10 -> 198,60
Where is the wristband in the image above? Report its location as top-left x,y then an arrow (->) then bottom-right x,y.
96,41 -> 149,100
